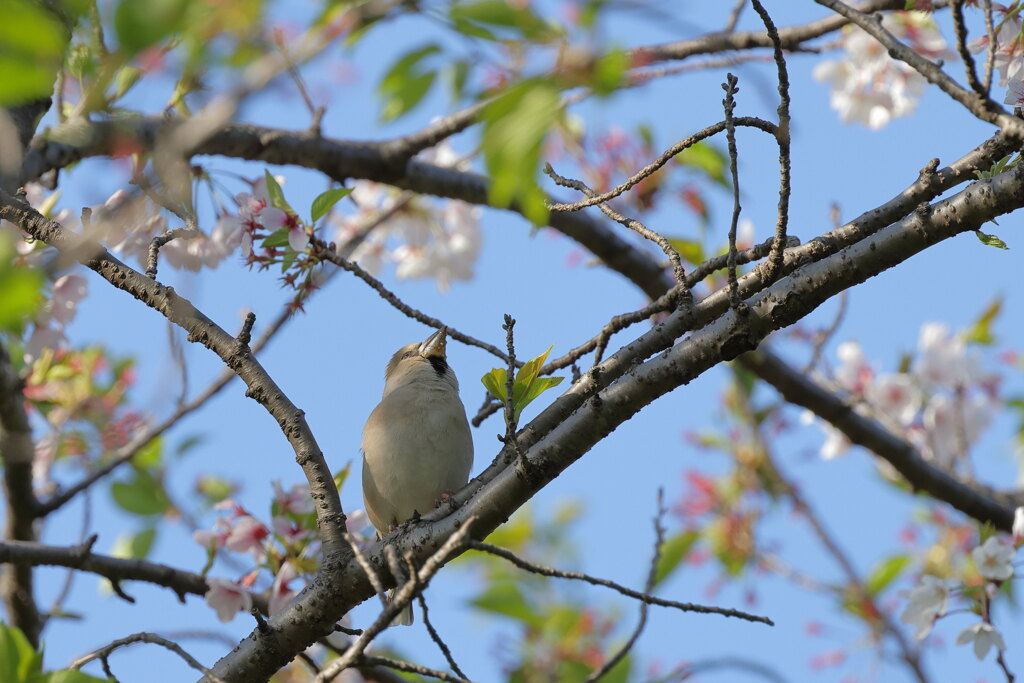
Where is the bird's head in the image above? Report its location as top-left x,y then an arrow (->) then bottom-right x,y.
382,327 -> 459,396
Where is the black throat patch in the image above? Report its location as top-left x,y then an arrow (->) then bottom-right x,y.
427,355 -> 449,377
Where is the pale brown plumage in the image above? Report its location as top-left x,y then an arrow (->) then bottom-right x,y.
361,327 -> 473,624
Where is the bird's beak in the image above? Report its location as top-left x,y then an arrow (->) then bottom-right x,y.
418,327 -> 448,359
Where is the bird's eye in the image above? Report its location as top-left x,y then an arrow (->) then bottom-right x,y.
403,351 -> 415,359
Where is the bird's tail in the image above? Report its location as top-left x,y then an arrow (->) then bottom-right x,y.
387,589 -> 414,626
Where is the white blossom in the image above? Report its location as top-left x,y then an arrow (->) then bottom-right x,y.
913,322 -> 976,389
899,575 -> 948,640
1013,506 -> 1024,545
814,12 -> 947,129
834,341 -> 873,394
865,373 -> 921,426
972,536 -> 1015,581
956,622 -> 1006,660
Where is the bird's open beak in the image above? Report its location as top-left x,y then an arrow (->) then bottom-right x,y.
418,327 -> 448,359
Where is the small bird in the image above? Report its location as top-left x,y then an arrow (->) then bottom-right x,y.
361,327 -> 474,625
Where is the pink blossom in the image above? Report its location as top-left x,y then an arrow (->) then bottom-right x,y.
225,515 -> 269,554
47,274 -> 88,326
865,373 -> 921,426
272,481 -> 314,515
193,518 -> 231,551
272,515 -> 313,545
205,578 -> 252,623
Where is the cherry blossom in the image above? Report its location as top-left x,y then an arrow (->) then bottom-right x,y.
1005,76 -> 1024,107
193,518 -> 231,551
913,322 -> 976,389
865,373 -> 921,426
814,12 -> 947,129
921,393 -> 993,467
970,5 -> 1024,86
225,515 -> 270,555
834,341 -> 873,395
204,578 -> 253,623
956,622 -> 1006,660
1014,506 -> 1024,545
898,575 -> 948,640
272,481 -> 315,515
972,536 -> 1015,581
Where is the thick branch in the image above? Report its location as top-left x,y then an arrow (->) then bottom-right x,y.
738,348 -> 1018,530
0,344 -> 41,646
0,537 -> 210,602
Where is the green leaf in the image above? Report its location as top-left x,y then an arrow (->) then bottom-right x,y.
865,554 -> 911,596
32,671 -> 109,683
450,1 -> 561,42
676,142 -> 730,188
668,238 -> 706,266
653,531 -> 698,587
591,49 -> 627,96
113,0 -> 190,55
262,229 -> 290,249
469,581 -> 540,625
446,59 -> 470,102
310,188 -> 353,223
516,377 -> 563,419
482,78 -> 561,225
481,346 -> 564,420
133,437 -> 162,468
600,654 -> 631,683
128,528 -> 157,559
111,469 -> 170,516
481,367 -> 508,403
0,234 -> 45,333
0,622 -> 40,682
378,44 -> 440,121
113,66 -> 143,100
175,434 -> 205,457
966,297 -> 1002,345
263,170 -> 293,214
333,462 -> 352,492
0,0 -> 67,106
976,230 -> 1009,249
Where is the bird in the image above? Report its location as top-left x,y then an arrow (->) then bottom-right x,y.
361,327 -> 474,625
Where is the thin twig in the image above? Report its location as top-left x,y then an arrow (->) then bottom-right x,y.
544,164 -> 690,289
310,238 -> 510,362
417,594 -> 468,680
749,0 -> 793,283
344,532 -> 388,609
314,519 -> 477,682
983,0 -> 996,95
951,0 -> 985,97
500,315 -> 525,463
357,655 -> 473,683
470,540 -> 772,625
585,490 -> 666,682
724,0 -> 748,32
546,117 -> 776,212
722,72 -> 743,311
70,632 -> 224,682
